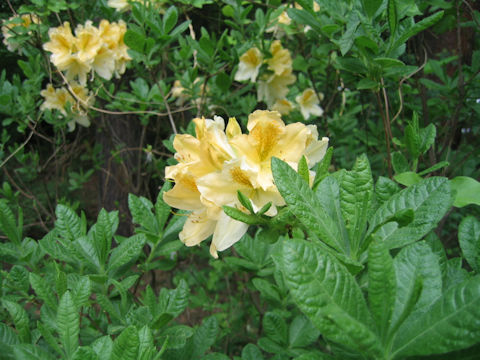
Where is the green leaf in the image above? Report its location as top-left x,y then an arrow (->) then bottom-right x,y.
417,160 -> 449,176
161,325 -> 194,349
394,171 -> 422,186
124,30 -> 145,53
0,323 -> 19,347
387,0 -> 398,36
313,146 -> 333,189
459,216 -> 480,272
288,315 -> 320,348
138,325 -> 154,360
91,336 -> 113,359
223,205 -> 262,225
158,279 -> 189,317
263,312 -> 288,345
71,347 -> 97,360
361,0 -> 383,18
368,238 -> 396,337
404,112 -> 421,160
271,157 -> 344,253
450,176 -> 480,207
111,326 -> 139,360
273,239 -> 382,357
298,155 -> 310,184
286,8 -> 322,34
339,154 -> 373,253
391,242 -> 442,332
237,191 -> 255,214
108,234 -> 146,274
73,235 -> 101,272
72,276 -> 91,309
391,151 -> 409,174
190,316 -> 219,358
392,276 -> 480,357
57,291 -> 79,358
419,123 -> 436,155
252,278 -> 281,303
55,204 -> 82,241
241,344 -> 264,360
129,194 -> 158,233
5,265 -> 29,293
338,13 -> 360,55
2,300 -> 30,343
0,200 -> 21,244
29,273 -> 57,310
13,344 -> 55,360
389,11 -> 444,56
374,176 -> 400,207
163,6 -> 178,34
367,177 -> 452,249
37,322 -> 63,356
91,209 -> 117,265
156,182 -> 172,230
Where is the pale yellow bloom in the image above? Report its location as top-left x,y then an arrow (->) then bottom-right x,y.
257,70 -> 296,107
267,40 -> 292,76
295,2 -> 321,11
40,83 -> 94,131
170,79 -> 209,106
2,14 -> 40,52
43,20 -> 131,84
163,110 -> 329,258
234,47 -> 263,83
272,98 -> 294,115
296,88 -> 324,120
266,9 -> 291,37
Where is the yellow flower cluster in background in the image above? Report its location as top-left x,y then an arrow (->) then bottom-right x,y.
2,13 -> 40,52
40,83 -> 95,131
43,20 -> 131,85
163,110 -> 328,258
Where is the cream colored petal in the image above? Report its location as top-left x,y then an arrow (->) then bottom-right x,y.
163,168 -> 204,211
226,117 -> 242,139
92,48 -> 116,80
210,211 -> 249,257
180,210 -> 216,247
305,135 -> 329,168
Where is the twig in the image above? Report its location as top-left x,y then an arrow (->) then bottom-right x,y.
0,122 -> 37,169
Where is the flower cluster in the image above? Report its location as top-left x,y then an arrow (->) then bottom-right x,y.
43,20 -> 131,85
234,40 -> 324,120
40,83 -> 95,131
163,110 -> 328,258
2,13 -> 40,52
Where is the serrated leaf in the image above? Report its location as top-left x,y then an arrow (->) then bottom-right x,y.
190,316 -> 218,359
29,273 -> 57,310
124,30 -> 145,53
374,176 -> 400,207
459,216 -> 480,272
111,326 -> 139,360
273,239 -> 382,357
96,294 -> 123,323
387,0 -> 398,36
391,242 -> 442,332
313,147 -> 333,189
0,199 -> 21,244
161,325 -> 194,349
367,177 -> 452,249
263,312 -> 288,345
57,291 -> 79,358
272,157 -> 344,253
298,155 -> 310,183
92,209 -> 117,265
368,238 -> 396,336
71,347 -> 97,360
340,154 -> 373,253
129,194 -> 158,233
404,112 -> 421,159
72,276 -> 91,309
237,191 -> 255,213
5,265 -> 29,293
163,279 -> 189,317
2,300 -> 30,343
138,325 -> 154,360
0,323 -> 19,346
37,322 -> 63,356
257,337 -> 284,354
55,204 -> 83,241
392,276 -> 480,357
74,235 -> 101,272
338,13 -> 360,55
13,344 -> 56,360
108,234 -> 146,274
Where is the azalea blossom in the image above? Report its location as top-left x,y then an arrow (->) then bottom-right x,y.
234,47 -> 263,83
163,110 -> 328,258
266,10 -> 291,37
257,70 -> 296,107
272,98 -> 294,115
2,14 -> 40,52
267,40 -> 293,76
43,20 -> 131,85
296,88 -> 324,120
40,83 -> 94,131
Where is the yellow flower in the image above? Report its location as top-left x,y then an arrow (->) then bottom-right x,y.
257,70 -> 296,107
296,88 -> 324,120
43,22 -> 76,69
40,83 -> 94,131
267,40 -> 292,76
272,98 -> 294,115
163,110 -> 329,258
2,14 -> 40,52
234,47 -> 263,83
170,79 -> 209,107
74,21 -> 102,63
